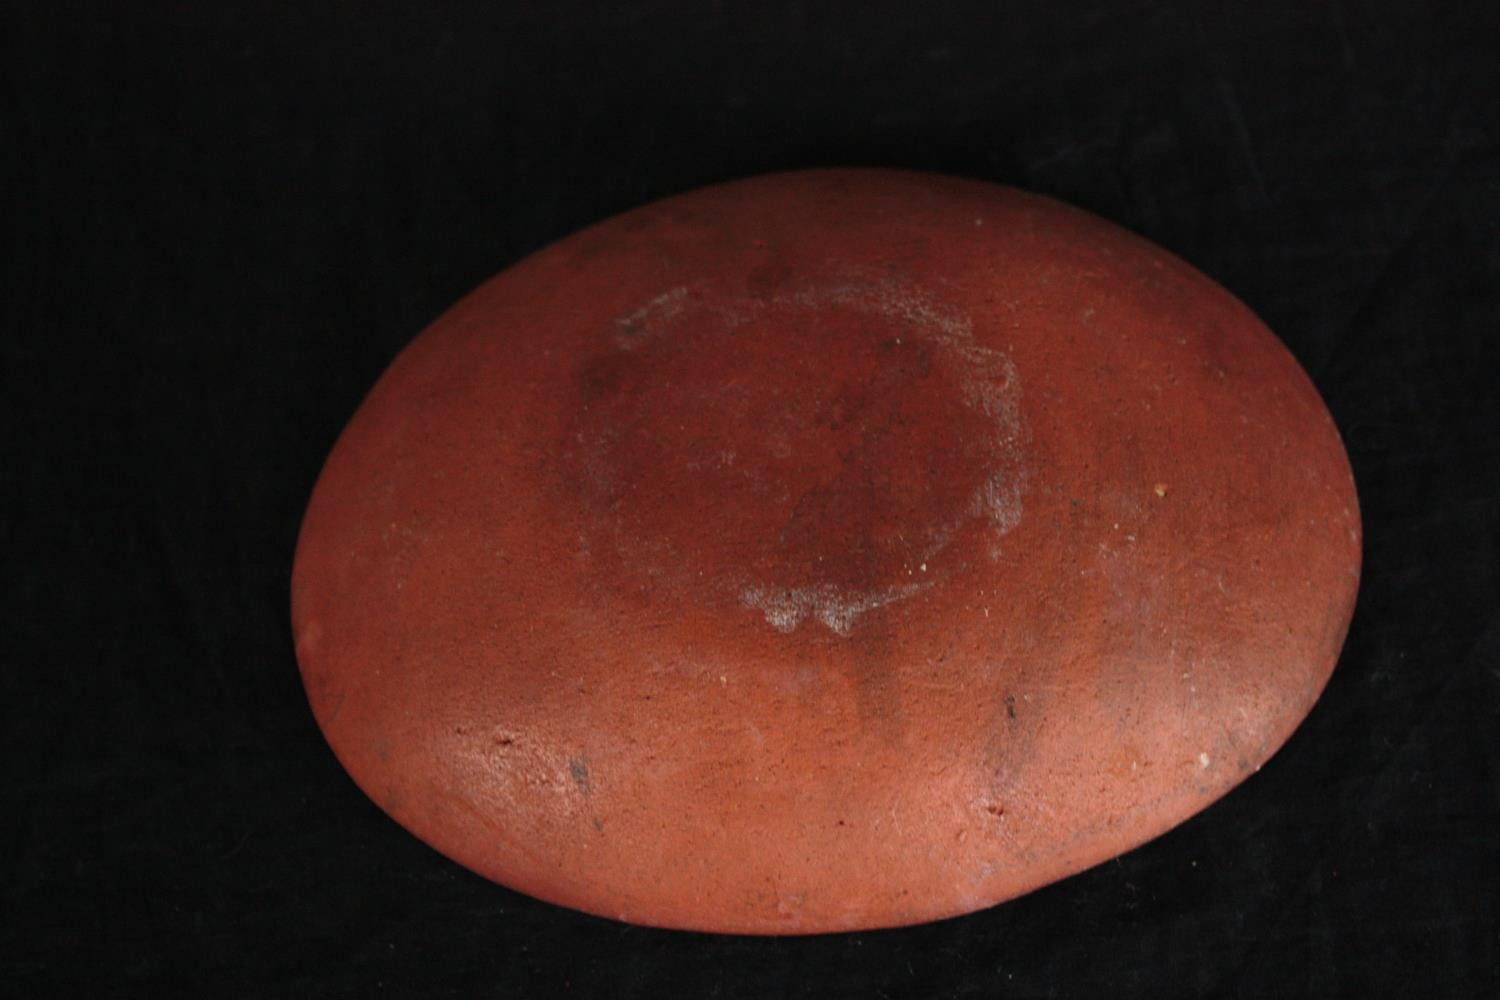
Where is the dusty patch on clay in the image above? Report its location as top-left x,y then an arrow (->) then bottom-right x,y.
615,286 -> 688,345
782,277 -> 1027,543
741,581 -> 934,637
577,270 -> 1029,636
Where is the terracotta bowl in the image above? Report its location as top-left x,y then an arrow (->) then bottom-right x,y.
292,169 -> 1361,934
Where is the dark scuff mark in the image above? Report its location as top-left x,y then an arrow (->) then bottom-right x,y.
1005,694 -> 1017,720
569,757 -> 592,797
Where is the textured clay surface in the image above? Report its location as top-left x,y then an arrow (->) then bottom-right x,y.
292,169 -> 1361,934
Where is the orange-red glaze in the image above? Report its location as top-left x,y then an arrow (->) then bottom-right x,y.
293,170 -> 1361,933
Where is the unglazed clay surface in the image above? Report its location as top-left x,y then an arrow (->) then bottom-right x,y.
292,169 -> 1361,933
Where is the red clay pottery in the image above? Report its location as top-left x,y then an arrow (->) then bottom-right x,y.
292,169 -> 1361,933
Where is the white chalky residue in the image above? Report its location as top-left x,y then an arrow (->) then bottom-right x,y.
613,271 -> 1029,637
973,470 -> 1024,536
787,280 -> 971,341
787,277 -> 1028,540
615,286 -> 688,347
741,582 -> 933,637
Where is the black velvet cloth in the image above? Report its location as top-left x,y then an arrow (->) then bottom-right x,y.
5,2 -> 1497,995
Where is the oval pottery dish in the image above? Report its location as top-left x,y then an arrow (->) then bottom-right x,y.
292,169 -> 1361,934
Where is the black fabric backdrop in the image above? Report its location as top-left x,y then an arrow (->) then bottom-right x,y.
5,2 -> 1498,996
